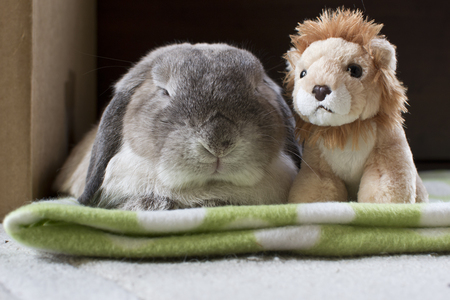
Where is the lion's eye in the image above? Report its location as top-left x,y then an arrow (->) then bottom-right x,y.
347,64 -> 363,78
300,70 -> 307,78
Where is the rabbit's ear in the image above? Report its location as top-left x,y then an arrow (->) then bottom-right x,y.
276,92 -> 302,170
264,77 -> 302,169
78,48 -> 154,206
78,90 -> 134,206
78,44 -> 165,206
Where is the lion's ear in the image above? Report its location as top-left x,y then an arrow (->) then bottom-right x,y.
285,48 -> 302,71
370,38 -> 397,72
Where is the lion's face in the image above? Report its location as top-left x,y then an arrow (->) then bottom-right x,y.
289,38 -> 382,127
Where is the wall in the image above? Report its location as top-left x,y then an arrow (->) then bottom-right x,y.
0,0 -> 97,219
31,0 -> 97,200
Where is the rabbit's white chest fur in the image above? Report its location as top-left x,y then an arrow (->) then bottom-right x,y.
100,142 -> 157,207
318,123 -> 376,199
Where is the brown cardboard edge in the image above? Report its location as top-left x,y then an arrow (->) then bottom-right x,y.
0,1 -> 33,220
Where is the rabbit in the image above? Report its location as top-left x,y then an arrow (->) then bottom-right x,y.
53,43 -> 301,210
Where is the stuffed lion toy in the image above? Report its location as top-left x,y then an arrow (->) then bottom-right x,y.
285,8 -> 428,203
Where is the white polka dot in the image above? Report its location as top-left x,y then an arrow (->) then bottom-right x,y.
254,225 -> 321,251
137,208 -> 206,233
106,234 -> 154,250
297,202 -> 355,224
3,210 -> 42,234
420,203 -> 450,227
412,228 -> 450,238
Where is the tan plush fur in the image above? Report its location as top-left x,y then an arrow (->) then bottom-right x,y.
285,8 -> 428,203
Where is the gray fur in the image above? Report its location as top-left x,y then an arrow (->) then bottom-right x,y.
65,43 -> 301,210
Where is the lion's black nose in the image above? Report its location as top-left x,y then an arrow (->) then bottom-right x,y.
312,85 -> 332,101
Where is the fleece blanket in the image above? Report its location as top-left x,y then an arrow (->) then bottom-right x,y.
3,170 -> 450,258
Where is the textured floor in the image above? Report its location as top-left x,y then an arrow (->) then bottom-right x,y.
2,224 -> 450,300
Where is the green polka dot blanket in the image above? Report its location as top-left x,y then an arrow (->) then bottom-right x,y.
4,171 -> 450,257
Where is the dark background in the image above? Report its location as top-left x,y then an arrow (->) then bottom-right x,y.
96,0 -> 450,169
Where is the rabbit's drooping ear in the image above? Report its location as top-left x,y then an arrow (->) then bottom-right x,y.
369,38 -> 397,72
78,53 -> 153,206
265,77 -> 302,169
78,90 -> 133,206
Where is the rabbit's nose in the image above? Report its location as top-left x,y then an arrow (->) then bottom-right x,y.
312,85 -> 332,101
220,140 -> 231,149
202,139 -> 235,158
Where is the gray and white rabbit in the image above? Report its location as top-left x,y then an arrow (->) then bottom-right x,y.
53,43 -> 301,210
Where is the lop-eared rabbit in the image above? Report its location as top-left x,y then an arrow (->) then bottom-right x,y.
54,43 -> 301,210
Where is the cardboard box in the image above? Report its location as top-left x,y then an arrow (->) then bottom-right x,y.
0,0 -> 97,219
